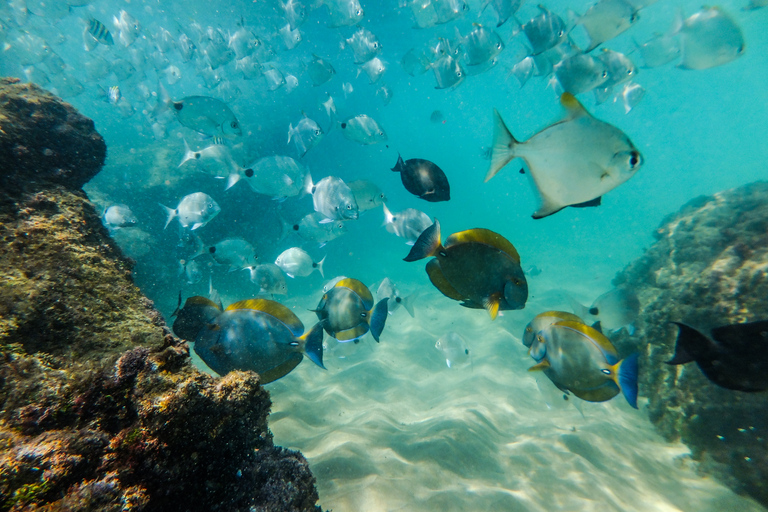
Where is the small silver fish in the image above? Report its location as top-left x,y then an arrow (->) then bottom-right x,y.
346,28 -> 382,63
248,263 -> 288,295
161,192 -> 221,230
237,155 -> 309,199
179,258 -> 203,285
179,139 -> 241,178
323,276 -> 348,293
103,204 -> 138,229
382,204 -> 432,244
571,0 -> 639,53
325,0 -> 364,27
593,49 -> 636,103
348,180 -> 387,211
283,0 -> 307,28
554,53 -> 608,95
280,23 -> 302,50
307,54 -> 335,86
171,95 -> 242,138
568,287 -> 640,333
435,332 -> 471,368
264,66 -> 286,91
376,85 -> 393,105
620,82 -> 645,113
433,0 -> 469,24
486,0 -> 522,27
401,48 -> 431,76
635,32 -> 680,68
292,213 -> 347,247
288,115 -> 324,157
208,237 -> 257,270
237,56 -> 263,79
521,5 -> 569,55
431,54 -> 464,89
675,7 -> 745,70
307,176 -> 359,222
377,277 -> 415,317
359,57 -> 386,83
275,247 -> 325,278
457,24 -> 504,66
229,27 -> 260,60
321,95 -> 337,117
339,114 -> 387,145
113,10 -> 140,47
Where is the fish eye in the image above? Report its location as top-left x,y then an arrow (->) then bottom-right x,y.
557,30 -> 564,37
356,9 -> 363,15
536,335 -> 545,344
231,121 -> 239,128
628,151 -> 641,169
346,204 -> 352,209
456,71 -> 462,77
314,129 -> 321,135
602,71 -> 608,78
525,327 -> 532,333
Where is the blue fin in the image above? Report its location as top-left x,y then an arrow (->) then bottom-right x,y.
369,298 -> 389,342
302,323 -> 325,369
617,353 -> 639,409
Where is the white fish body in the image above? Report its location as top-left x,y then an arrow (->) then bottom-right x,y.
239,155 -> 309,199
282,0 -> 307,28
103,204 -> 138,229
208,237 -> 256,270
308,176 -> 359,222
458,25 -> 504,66
280,23 -> 302,50
275,247 -> 325,278
636,32 -> 680,68
553,53 -> 608,95
263,66 -> 286,90
435,332 -> 471,368
249,263 -> 288,295
486,93 -> 643,219
359,57 -> 386,83
324,0 -> 364,27
676,7 -> 745,70
348,180 -> 386,211
161,192 -> 221,230
339,114 -> 387,145
294,213 -> 347,246
346,28 -> 381,63
382,204 -> 431,244
179,139 -> 240,177
288,116 -> 324,157
431,54 -> 464,89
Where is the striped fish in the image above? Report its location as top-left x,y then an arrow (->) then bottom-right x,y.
88,18 -> 114,45
107,86 -> 121,104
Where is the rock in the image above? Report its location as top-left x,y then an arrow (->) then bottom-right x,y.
612,181 -> 768,506
0,79 -> 323,511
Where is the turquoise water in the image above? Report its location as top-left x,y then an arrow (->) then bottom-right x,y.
3,0 -> 768,509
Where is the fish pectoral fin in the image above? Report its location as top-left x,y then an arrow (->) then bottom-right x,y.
528,360 -> 551,372
483,295 -> 501,320
335,324 -> 369,342
532,195 -> 566,219
570,196 -> 602,208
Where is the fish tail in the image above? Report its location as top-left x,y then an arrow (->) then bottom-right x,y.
287,123 -> 294,143
666,322 -> 702,365
225,171 -> 241,190
369,298 -> 389,342
400,294 -> 415,318
391,153 -> 405,173
178,139 -> 196,167
315,255 -> 326,278
301,322 -> 326,369
160,203 -> 176,230
303,171 -> 314,196
381,203 -> 394,226
485,109 -> 519,182
614,353 -> 639,409
566,294 -> 591,321
403,219 -> 442,262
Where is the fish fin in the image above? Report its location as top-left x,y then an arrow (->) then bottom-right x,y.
613,353 -> 639,409
566,294 -> 592,320
555,320 -> 619,361
335,324 -> 369,342
315,255 -> 326,278
318,217 -> 333,224
426,259 -> 465,301
594,86 -> 612,105
225,172 -> 241,190
382,203 -> 394,225
445,228 -> 521,263
591,321 -> 603,334
179,139 -> 195,167
191,222 -> 204,230
259,353 -> 303,384
510,56 -> 534,87
528,360 -> 551,372
401,294 -> 416,318
369,298 -> 389,342
391,153 -> 405,173
570,196 -> 602,208
159,203 -> 176,229
287,272 -> 295,278
560,92 -> 590,120
226,298 -> 304,336
485,109 -> 518,182
300,322 -> 325,369
666,322 -> 703,365
483,295 -> 500,320
531,195 -> 566,219
336,278 -> 374,307
403,219 -> 442,262
287,123 -> 294,143
301,170 -> 313,197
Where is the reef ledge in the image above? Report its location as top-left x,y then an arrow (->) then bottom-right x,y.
0,77 -> 322,511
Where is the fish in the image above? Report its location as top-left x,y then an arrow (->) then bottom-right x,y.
593,49 -> 636,103
382,204 -> 432,244
523,311 -> 585,348
404,220 -> 528,319
313,278 -> 389,342
178,33 -> 197,61
323,276 -> 348,293
179,139 -> 241,178
275,247 -> 326,278
348,180 -> 387,211
248,263 -> 288,296
433,0 -> 469,24
667,321 -> 768,392
375,85 -> 393,105
675,7 -> 745,70
160,192 -> 221,231
321,95 -> 336,117
410,0 -> 440,28
324,0 -> 365,27
107,85 -> 121,105
569,287 -> 640,333
359,57 -> 386,83
179,258 -> 203,285
553,53 -> 609,95
285,74 -> 299,93
280,24 -> 302,50
291,213 -> 347,247
339,114 -> 388,145
171,96 -> 243,138
194,299 -> 325,383
207,237 -> 257,270
431,54 -> 464,89
528,320 -> 639,408
620,82 -> 645,113
391,154 -> 450,202
102,204 -> 138,230
263,66 -> 286,91
401,48 -> 431,76
570,0 -> 639,53
229,26 -> 260,60
744,0 -> 768,9
485,0 -> 522,27
113,10 -> 140,47
172,295 -> 223,341
155,27 -> 176,53
235,155 -> 309,199
306,176 -> 359,222
521,5 -> 570,56
486,93 -> 643,219
346,28 -> 382,63
377,277 -> 415,317
435,332 -> 471,368
288,114 -> 324,157
342,82 -> 354,97
635,32 -> 680,68
283,0 -> 307,28
456,24 -> 504,66
307,53 -> 336,87
164,65 -> 182,85
86,17 -> 114,46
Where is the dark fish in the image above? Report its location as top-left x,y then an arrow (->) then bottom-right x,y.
404,220 -> 527,319
172,295 -> 223,341
667,321 -> 768,391
391,154 -> 450,202
314,278 -> 389,342
88,17 -> 114,45
430,110 -> 444,123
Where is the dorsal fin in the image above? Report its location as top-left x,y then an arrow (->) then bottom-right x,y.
335,278 -> 374,310
560,92 -> 590,120
444,228 -> 521,264
226,299 -> 303,336
554,320 -> 618,361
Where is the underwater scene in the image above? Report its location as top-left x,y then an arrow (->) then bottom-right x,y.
2,0 -> 768,509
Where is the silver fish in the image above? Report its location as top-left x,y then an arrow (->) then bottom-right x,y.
180,258 -> 203,285
264,66 -> 286,90
486,93 -> 643,219
208,237 -> 257,270
248,263 -> 288,296
348,180 -> 387,211
457,24 -> 504,66
346,28 -> 381,63
435,332 -> 471,368
275,247 -> 325,278
571,0 -> 639,53
359,57 -> 386,83
376,85 -> 393,105
568,288 -> 640,333
291,213 -> 347,247
283,0 -> 307,28
593,49 -> 636,103
431,54 -> 464,89
676,7 -> 745,70
280,23 -> 302,50
521,5 -> 569,55
237,155 -> 309,199
325,0 -> 364,27
229,27 -> 260,60
433,0 -> 469,24
635,32 -> 680,68
103,204 -> 138,229
161,192 -> 221,230
308,176 -> 359,222
113,10 -> 140,47
237,56 -> 262,79
377,277 -> 415,317
179,139 -> 241,178
171,96 -> 242,138
288,115 -> 324,157
339,114 -> 387,145
401,48 -> 431,76
486,0 -> 522,27
620,82 -> 645,113
323,276 -> 347,293
307,54 -> 335,86
382,204 -> 431,244
553,53 -> 608,95
178,33 -> 197,62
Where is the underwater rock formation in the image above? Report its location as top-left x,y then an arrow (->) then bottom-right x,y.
612,181 -> 768,506
0,78 -> 322,511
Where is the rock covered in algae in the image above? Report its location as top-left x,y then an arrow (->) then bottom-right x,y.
0,78 -> 323,511
611,181 -> 768,506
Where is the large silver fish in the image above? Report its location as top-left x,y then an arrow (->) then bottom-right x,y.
676,7 -> 745,70
486,93 -> 643,218
161,192 -> 221,230
307,176 -> 359,222
339,114 -> 387,145
171,96 -> 242,138
314,278 -> 389,342
194,299 -> 325,383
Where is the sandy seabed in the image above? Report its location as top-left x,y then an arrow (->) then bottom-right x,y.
259,286 -> 768,512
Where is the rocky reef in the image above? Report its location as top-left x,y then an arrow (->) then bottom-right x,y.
612,181 -> 768,506
0,77 -> 322,511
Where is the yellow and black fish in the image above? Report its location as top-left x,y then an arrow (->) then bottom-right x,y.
404,219 -> 527,320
